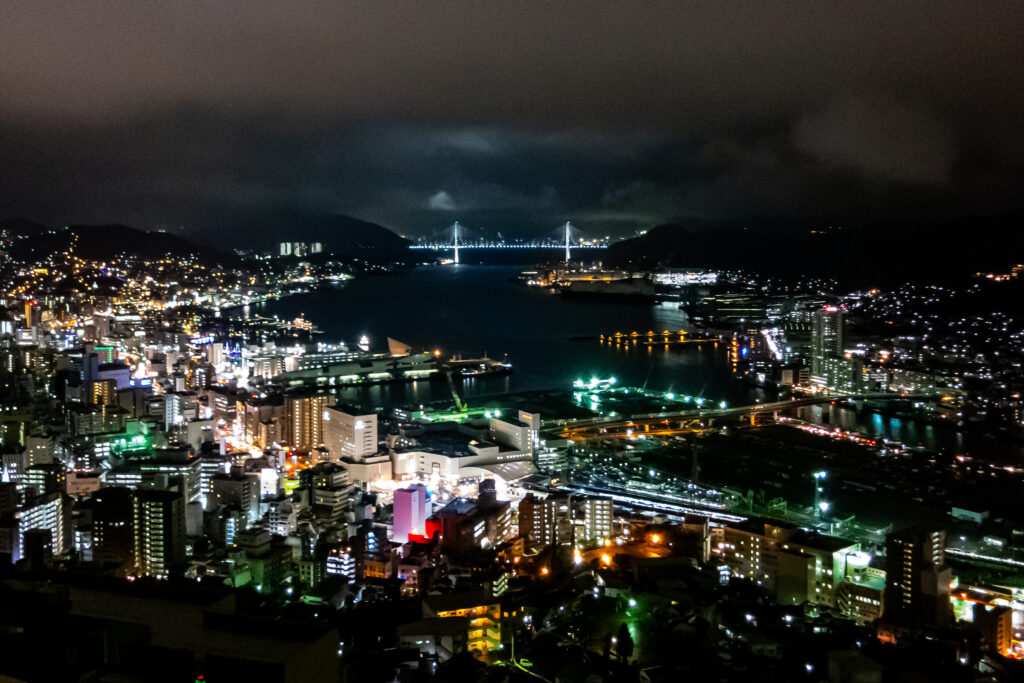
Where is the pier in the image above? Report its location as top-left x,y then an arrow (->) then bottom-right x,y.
598,329 -> 719,346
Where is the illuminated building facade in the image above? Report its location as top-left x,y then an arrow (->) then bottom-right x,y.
323,406 -> 377,460
286,394 -> 330,450
882,523 -> 952,630
16,492 -> 69,560
393,483 -> 430,542
517,492 -> 572,549
131,489 -> 185,579
716,521 -> 856,608
810,306 -> 844,389
579,496 -> 613,547
425,593 -> 503,662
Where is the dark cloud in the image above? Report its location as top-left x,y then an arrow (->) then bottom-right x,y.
0,1 -> 1021,238
793,96 -> 956,186
428,192 -> 457,212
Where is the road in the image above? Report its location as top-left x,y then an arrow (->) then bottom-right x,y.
545,393 -> 943,440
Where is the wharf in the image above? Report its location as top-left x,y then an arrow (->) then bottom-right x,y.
597,330 -> 719,346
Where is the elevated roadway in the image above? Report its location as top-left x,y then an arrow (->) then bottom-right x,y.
544,393 -> 944,440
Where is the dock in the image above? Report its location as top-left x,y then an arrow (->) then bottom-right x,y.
597,330 -> 720,346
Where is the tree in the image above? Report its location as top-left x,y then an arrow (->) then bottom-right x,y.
616,622 -> 634,661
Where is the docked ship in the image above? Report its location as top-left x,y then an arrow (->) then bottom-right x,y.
273,339 -> 512,388
560,273 -> 656,301
442,355 -> 513,377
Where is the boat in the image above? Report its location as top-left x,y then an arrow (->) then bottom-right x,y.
560,275 -> 656,301
443,355 -> 514,378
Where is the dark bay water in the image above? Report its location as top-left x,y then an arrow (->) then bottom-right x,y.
240,265 -> 1023,463
245,265 -> 766,405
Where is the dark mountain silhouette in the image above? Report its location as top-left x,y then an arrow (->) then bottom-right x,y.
201,211 -> 410,260
0,217 -> 54,236
7,223 -> 236,266
606,213 -> 1024,285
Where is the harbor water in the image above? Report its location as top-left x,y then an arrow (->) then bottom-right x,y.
241,264 -> 1024,464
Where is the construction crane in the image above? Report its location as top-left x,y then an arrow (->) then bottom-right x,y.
446,370 -> 468,413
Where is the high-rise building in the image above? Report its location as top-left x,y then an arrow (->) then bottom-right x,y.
424,497 -> 510,554
131,489 -> 185,579
23,434 -> 57,468
139,450 -> 202,503
973,603 -> 1012,656
86,487 -> 134,570
235,527 -> 292,590
882,523 -> 952,629
517,492 -> 572,549
323,406 -> 377,461
211,467 -> 260,525
393,483 -> 429,542
21,463 -> 67,498
810,306 -> 844,388
307,462 -> 350,523
716,521 -> 856,608
579,496 -> 613,546
15,492 -> 69,560
90,378 -> 118,405
286,395 -> 330,450
265,495 -> 298,537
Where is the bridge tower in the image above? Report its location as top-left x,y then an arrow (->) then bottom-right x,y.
564,222 -> 572,263
453,221 -> 461,264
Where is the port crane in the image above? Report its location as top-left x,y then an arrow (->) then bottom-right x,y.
446,370 -> 468,413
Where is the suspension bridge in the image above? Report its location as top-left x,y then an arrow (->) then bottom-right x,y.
409,222 -> 607,263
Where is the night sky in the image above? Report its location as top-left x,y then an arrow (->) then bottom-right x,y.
1,1 -> 1022,242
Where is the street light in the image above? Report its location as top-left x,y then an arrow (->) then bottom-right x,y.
812,471 -> 828,521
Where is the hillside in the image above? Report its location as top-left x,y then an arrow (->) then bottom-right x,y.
0,217 -> 54,237
606,214 -> 1024,285
205,211 -> 411,260
6,223 -> 236,266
